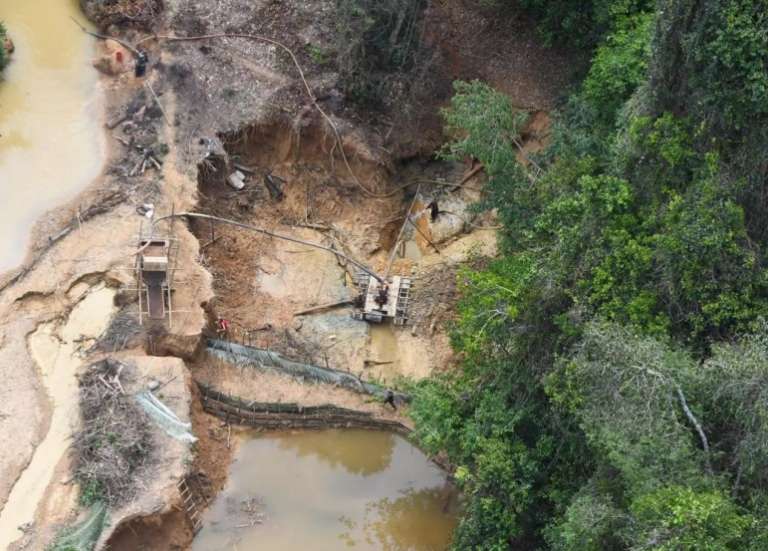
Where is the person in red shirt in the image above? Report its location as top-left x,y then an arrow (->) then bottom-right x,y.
216,317 -> 231,338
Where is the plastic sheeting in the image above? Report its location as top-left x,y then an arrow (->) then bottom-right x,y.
135,390 -> 197,443
207,339 -> 411,403
50,502 -> 107,551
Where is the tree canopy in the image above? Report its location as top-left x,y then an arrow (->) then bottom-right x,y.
410,0 -> 768,548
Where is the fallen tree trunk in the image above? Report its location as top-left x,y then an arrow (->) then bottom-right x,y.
294,299 -> 354,316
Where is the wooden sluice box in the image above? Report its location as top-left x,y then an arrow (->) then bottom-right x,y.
139,239 -> 169,320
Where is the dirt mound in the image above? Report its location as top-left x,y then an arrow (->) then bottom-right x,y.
75,359 -> 154,507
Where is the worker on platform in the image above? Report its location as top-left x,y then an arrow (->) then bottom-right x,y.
427,200 -> 440,222
135,50 -> 149,77
375,283 -> 389,309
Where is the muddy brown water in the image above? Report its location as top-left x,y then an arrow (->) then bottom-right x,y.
0,0 -> 104,271
193,430 -> 458,550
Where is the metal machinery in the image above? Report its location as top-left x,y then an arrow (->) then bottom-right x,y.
352,271 -> 412,325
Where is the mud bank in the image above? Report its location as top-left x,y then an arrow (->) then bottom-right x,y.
190,114 -> 498,386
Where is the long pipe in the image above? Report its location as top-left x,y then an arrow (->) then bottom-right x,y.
152,212 -> 384,282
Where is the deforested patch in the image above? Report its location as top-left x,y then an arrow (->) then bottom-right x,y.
73,359 -> 154,508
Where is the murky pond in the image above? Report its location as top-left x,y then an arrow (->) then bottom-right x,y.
0,0 -> 104,271
194,430 -> 458,550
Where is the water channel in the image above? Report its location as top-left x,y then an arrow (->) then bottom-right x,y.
0,0 -> 104,272
194,430 -> 458,550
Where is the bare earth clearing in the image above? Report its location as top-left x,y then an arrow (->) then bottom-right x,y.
0,0 -> 577,548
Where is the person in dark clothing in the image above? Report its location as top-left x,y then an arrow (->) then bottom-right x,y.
384,389 -> 397,411
427,200 -> 440,222
375,283 -> 389,309
135,50 -> 149,77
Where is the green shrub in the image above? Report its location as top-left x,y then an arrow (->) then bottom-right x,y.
629,487 -> 753,550
582,13 -> 653,123
0,22 -> 8,71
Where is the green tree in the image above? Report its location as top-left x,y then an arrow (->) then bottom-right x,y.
548,322 -> 708,492
412,0 -> 768,547
0,22 -> 8,71
629,486 -> 753,550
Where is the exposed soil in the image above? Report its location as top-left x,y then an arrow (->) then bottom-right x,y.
424,0 -> 584,110
0,0 -> 578,547
106,509 -> 194,551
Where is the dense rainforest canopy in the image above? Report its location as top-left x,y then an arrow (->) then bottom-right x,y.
409,0 -> 768,549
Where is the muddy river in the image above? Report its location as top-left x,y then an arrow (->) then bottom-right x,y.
194,430 -> 458,550
0,0 -> 104,271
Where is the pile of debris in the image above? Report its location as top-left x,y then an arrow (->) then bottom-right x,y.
91,305 -> 144,353
73,359 -> 154,507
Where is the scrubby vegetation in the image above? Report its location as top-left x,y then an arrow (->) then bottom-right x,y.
411,0 -> 768,548
74,360 -> 153,507
333,0 -> 427,105
0,22 -> 9,71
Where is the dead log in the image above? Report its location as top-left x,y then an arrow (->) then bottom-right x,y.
294,299 -> 354,316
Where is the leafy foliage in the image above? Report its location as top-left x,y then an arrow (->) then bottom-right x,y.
410,256 -> 590,549
629,487 -> 753,550
549,323 -> 706,493
582,13 -> 653,124
544,487 -> 625,551
411,0 -> 768,548
0,22 -> 8,71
